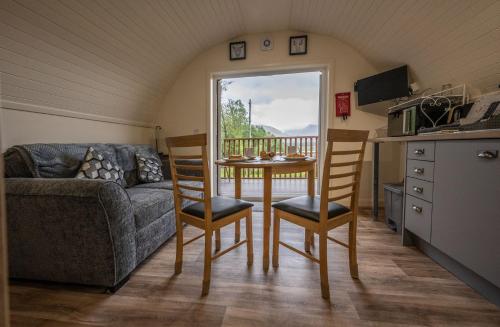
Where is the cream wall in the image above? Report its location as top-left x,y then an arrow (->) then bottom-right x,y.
0,108 -> 153,152
157,31 -> 401,207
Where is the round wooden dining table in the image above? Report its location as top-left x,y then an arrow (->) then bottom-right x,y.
215,157 -> 317,271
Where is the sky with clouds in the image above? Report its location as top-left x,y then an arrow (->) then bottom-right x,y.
220,72 -> 320,132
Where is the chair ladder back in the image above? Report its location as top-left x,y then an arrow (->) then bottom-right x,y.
350,139 -> 367,212
319,140 -> 333,224
200,144 -> 212,224
319,129 -> 369,223
166,134 -> 213,227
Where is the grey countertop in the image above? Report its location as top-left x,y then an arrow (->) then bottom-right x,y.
370,129 -> 500,143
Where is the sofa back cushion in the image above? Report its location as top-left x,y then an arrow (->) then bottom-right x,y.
113,145 -> 160,187
76,147 -> 126,186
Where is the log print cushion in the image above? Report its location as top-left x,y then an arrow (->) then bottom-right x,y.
76,147 -> 125,185
136,154 -> 163,183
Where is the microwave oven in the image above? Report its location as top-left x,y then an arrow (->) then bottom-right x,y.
387,106 -> 418,136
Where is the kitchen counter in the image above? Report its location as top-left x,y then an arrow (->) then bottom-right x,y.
368,129 -> 500,220
370,129 -> 500,143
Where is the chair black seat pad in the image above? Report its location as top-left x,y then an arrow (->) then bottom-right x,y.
272,195 -> 350,222
182,196 -> 253,221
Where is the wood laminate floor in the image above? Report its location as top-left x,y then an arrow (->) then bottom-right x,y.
8,210 -> 500,326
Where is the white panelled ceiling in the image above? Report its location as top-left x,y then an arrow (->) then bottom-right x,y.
1,0 -> 499,124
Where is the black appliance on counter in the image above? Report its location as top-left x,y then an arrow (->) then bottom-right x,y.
387,105 -> 420,137
387,101 -> 471,137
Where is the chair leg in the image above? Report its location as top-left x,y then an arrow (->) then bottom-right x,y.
215,229 -> 221,252
272,209 -> 280,268
174,217 -> 183,274
235,221 -> 241,243
202,230 -> 213,296
349,217 -> 359,279
319,231 -> 330,299
246,209 -> 254,266
305,229 -> 311,253
310,232 -> 315,248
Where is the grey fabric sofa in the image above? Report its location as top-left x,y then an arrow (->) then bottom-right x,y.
3,143 -> 196,289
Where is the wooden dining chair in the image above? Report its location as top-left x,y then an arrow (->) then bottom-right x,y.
272,128 -> 369,299
166,133 -> 254,296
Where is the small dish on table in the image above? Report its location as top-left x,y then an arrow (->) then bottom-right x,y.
223,155 -> 249,162
283,153 -> 308,161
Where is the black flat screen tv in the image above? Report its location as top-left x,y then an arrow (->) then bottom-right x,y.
355,65 -> 409,106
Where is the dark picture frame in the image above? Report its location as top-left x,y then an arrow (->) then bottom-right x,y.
229,41 -> 246,60
289,35 -> 308,55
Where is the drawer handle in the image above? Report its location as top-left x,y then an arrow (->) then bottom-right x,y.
413,186 -> 423,193
477,150 -> 498,159
413,168 -> 424,175
414,149 -> 425,155
412,205 -> 422,213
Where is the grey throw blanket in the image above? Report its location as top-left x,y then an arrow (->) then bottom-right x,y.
6,144 -> 116,178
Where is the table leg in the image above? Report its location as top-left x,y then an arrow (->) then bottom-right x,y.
306,166 -> 315,251
307,166 -> 315,196
305,230 -> 312,253
234,167 -> 241,243
372,142 -> 380,221
263,167 -> 272,271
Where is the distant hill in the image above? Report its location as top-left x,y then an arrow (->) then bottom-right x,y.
260,125 -> 287,137
259,124 -> 319,137
284,124 -> 318,136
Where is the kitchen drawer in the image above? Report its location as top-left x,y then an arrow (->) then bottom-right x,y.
405,177 -> 433,203
406,159 -> 434,182
405,195 -> 432,242
407,141 -> 435,161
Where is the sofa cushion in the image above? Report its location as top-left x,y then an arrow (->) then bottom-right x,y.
114,145 -> 160,187
132,180 -> 174,190
136,154 -> 164,183
76,147 -> 125,186
131,180 -> 203,191
126,188 -> 174,230
160,157 -> 203,180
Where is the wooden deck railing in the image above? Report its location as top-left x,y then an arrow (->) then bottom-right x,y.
221,136 -> 319,179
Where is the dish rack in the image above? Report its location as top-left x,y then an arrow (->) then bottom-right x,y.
387,84 -> 469,116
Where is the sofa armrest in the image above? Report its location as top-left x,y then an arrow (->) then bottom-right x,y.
5,178 -> 136,287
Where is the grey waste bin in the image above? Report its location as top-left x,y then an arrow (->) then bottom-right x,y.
383,183 -> 404,233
